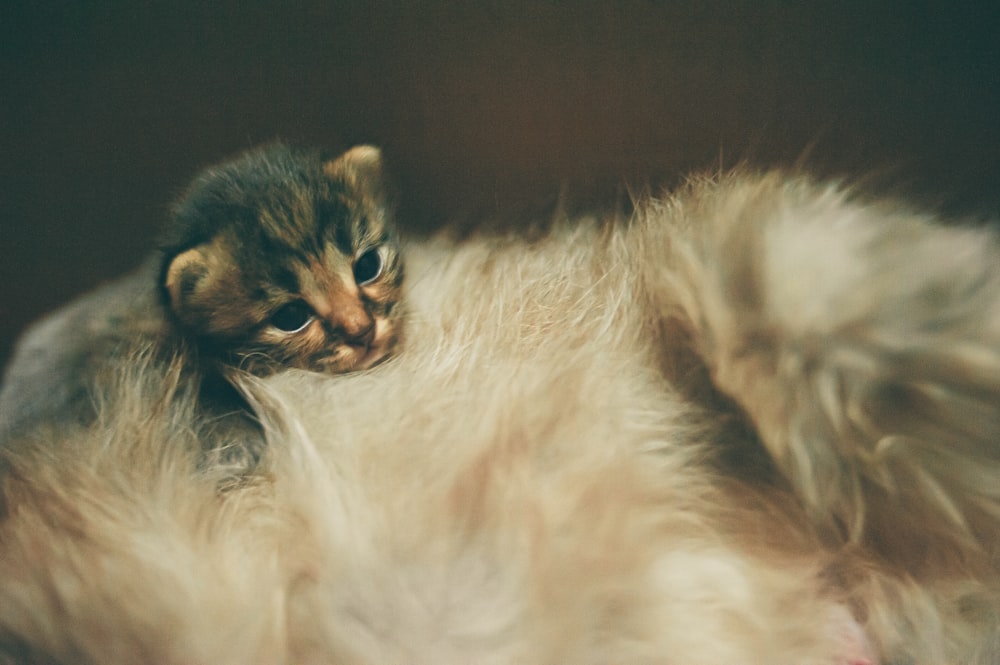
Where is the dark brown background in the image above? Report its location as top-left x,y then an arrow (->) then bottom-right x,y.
2,1 -> 999,367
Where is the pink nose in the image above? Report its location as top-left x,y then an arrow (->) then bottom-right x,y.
328,302 -> 375,348
318,287 -> 375,348
342,318 -> 375,348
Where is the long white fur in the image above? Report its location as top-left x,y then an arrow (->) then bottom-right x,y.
1,170 -> 998,664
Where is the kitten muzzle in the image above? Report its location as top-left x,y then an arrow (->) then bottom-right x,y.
342,319 -> 376,350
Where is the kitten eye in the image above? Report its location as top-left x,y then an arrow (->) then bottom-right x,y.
269,300 -> 314,333
353,247 -> 384,286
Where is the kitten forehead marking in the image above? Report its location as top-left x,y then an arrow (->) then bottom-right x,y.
295,257 -> 359,317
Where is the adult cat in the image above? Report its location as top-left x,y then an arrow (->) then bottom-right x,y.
0,170 -> 997,664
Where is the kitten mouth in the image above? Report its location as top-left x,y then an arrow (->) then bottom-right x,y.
322,330 -> 396,373
352,327 -> 398,370
317,344 -> 390,374
354,343 -> 392,370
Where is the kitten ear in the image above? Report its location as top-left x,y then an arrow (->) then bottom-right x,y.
164,247 -> 209,314
323,145 -> 387,202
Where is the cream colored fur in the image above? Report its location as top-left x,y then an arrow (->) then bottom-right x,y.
1,171 -> 998,664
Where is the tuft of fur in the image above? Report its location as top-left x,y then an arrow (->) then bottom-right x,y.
649,173 -> 1000,557
1,170 -> 998,663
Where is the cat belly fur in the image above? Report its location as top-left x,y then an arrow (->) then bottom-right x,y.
1,171 -> 998,664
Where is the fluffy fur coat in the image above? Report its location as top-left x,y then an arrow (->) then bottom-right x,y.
1,171 -> 998,664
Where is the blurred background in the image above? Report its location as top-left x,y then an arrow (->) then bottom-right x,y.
2,1 -> 998,366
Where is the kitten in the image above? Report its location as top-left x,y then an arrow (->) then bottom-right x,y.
1,170 -> 998,664
0,143 -> 403,468
159,142 -> 403,377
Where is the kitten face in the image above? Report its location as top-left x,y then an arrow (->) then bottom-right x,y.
161,144 -> 404,376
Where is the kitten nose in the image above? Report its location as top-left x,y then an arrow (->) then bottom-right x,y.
320,290 -> 375,347
339,314 -> 375,348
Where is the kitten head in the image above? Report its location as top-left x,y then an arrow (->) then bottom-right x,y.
160,143 -> 403,376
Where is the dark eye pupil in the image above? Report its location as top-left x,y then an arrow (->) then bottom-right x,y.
353,248 -> 383,285
270,300 -> 313,332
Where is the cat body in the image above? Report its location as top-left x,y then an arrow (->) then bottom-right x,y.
0,258 -> 166,433
1,170 -> 999,663
0,144 -> 404,465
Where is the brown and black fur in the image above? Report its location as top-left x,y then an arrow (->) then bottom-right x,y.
0,143 -> 404,471
160,143 -> 403,377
